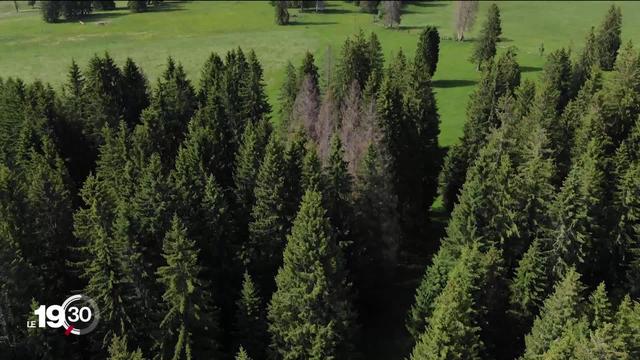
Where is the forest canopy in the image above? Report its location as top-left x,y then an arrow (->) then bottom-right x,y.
1,2 -> 640,360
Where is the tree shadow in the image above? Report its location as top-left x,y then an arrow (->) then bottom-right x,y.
80,11 -> 128,23
521,65 -> 542,73
397,25 -> 430,31
317,8 -> 354,14
497,37 -> 514,43
406,1 -> 448,8
147,1 -> 187,13
432,79 -> 477,88
290,21 -> 339,26
68,1 -> 185,23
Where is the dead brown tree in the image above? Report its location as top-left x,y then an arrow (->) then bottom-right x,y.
454,0 -> 479,41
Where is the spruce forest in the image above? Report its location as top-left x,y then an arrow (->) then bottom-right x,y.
1,1 -> 640,360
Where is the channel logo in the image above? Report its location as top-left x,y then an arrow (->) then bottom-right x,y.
27,295 -> 100,336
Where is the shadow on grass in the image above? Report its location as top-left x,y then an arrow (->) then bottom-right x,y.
318,7 -> 354,14
80,11 -> 128,23
398,25 -> 432,31
521,65 -> 542,73
147,2 -> 187,13
433,79 -> 477,88
73,1 -> 185,23
406,1 -> 448,7
291,20 -> 339,26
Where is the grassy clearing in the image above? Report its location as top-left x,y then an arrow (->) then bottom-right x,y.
2,1 -> 640,146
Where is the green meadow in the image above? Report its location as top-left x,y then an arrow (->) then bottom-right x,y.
2,1 -> 640,146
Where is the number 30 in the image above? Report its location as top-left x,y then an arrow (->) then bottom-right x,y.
68,306 -> 92,322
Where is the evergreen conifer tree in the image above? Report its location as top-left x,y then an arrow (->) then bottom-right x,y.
233,120 -> 269,239
406,244 -> 458,340
241,50 -> 271,125
20,136 -> 75,304
409,246 -> 487,360
279,61 -> 298,127
128,0 -> 147,13
299,51 -> 320,91
131,153 -> 172,273
244,135 -> 288,293
588,282 -> 612,329
268,190 -> 357,360
135,58 -> 197,167
198,52 -> 224,105
301,144 -> 325,192
595,5 -> 622,70
523,268 -> 585,359
41,1 -> 61,22
471,4 -> 501,69
156,215 -> 218,360
84,52 -> 124,143
509,240 -> 549,326
324,134 -> 353,248
107,335 -> 146,360
549,133 -> 609,282
613,295 -> 640,358
235,346 -> 252,360
282,131 -> 307,225
415,26 -> 440,77
234,272 -> 267,360
615,162 -> 640,296
439,49 -> 520,211
59,59 -> 95,184
352,144 -> 400,297
121,58 -> 149,129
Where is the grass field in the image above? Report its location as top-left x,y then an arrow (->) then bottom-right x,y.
2,1 -> 640,146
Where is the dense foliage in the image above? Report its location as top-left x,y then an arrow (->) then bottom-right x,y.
2,4 -> 639,360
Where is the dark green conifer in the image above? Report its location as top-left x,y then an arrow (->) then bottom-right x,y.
509,240 -> 549,325
523,268 -> 585,359
268,190 -> 357,359
409,246 -> 487,360
241,50 -> 271,125
128,0 -> 147,13
324,134 -> 353,247
470,4 -> 501,69
282,131 -> 307,225
299,51 -> 320,92
588,282 -> 612,330
156,215 -> 218,360
301,144 -> 325,192
135,58 -> 197,166
84,52 -> 124,143
595,5 -> 622,70
406,244 -> 457,340
235,346 -> 252,360
439,49 -> 520,211
278,61 -> 298,127
353,144 -> 400,297
234,272 -> 267,360
107,335 -> 146,360
121,58 -> 149,128
198,52 -> 224,104
244,135 -> 288,293
549,132 -> 609,281
615,162 -> 640,296
415,26 -> 440,77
